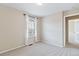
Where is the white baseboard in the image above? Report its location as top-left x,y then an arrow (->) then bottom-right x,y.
0,44 -> 26,54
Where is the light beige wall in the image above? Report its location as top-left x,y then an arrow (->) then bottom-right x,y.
0,5 -> 25,53
41,11 -> 64,47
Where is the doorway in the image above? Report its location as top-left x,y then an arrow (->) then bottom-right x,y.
65,15 -> 79,48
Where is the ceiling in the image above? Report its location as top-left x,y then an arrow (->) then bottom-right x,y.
1,3 -> 79,17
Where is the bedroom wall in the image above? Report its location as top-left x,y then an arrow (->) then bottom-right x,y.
41,11 -> 64,47
0,5 -> 25,53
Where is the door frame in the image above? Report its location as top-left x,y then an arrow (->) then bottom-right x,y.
64,13 -> 79,47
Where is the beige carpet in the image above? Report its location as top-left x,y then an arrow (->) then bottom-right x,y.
0,42 -> 79,56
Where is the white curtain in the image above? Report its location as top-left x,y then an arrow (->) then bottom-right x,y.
25,15 -> 37,45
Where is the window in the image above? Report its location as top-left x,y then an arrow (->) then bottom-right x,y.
25,15 -> 37,45
28,16 -> 36,38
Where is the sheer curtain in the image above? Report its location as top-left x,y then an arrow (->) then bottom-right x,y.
25,15 -> 37,45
